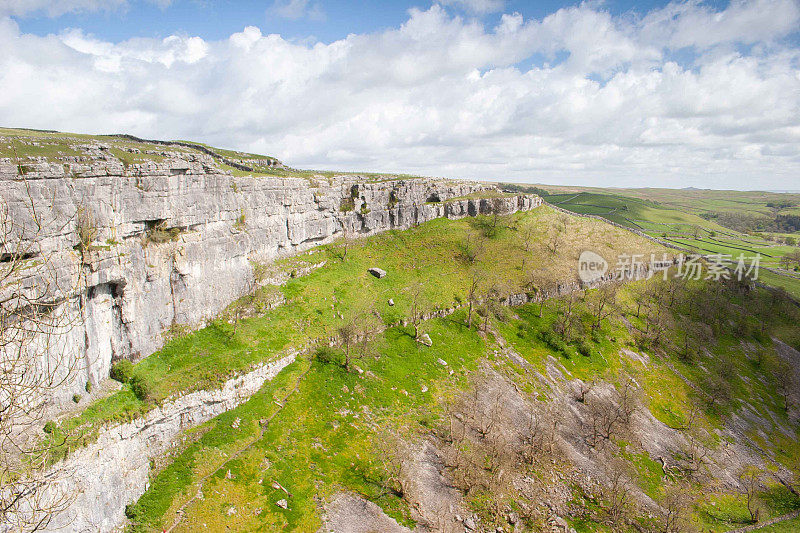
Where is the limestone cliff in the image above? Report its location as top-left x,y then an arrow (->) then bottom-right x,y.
1,150 -> 540,405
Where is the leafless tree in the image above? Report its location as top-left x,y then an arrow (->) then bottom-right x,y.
338,304 -> 380,371
407,281 -> 428,341
660,481 -> 694,533
584,379 -> 639,447
547,229 -> 563,255
738,466 -> 763,523
456,231 -> 484,264
466,269 -> 483,329
602,459 -> 633,527
332,224 -> 354,262
775,360 -> 797,413
587,283 -> 618,332
553,293 -> 578,340
1,178 -> 83,531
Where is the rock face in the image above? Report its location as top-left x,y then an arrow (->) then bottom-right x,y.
2,354 -> 295,533
1,157 -> 540,406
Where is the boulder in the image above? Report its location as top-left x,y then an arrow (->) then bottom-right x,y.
368,267 -> 387,278
419,333 -> 433,346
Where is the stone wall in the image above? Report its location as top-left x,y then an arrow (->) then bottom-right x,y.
1,157 -> 540,405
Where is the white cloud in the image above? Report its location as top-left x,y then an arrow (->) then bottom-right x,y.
0,1 -> 799,189
268,0 -> 324,21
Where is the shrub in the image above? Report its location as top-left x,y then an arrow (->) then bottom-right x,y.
340,196 -> 355,212
129,374 -> 153,402
577,339 -> 593,357
85,381 -> 93,393
315,345 -> 341,366
76,207 -> 98,250
43,421 -> 56,434
540,329 -> 569,356
72,394 -> 81,404
110,360 -> 134,383
144,223 -> 182,245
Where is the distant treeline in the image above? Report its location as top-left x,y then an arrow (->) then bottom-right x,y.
701,212 -> 800,234
499,183 -> 551,197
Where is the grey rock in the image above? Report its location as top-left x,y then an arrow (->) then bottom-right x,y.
419,333 -> 433,346
368,267 -> 387,278
1,157 -> 540,410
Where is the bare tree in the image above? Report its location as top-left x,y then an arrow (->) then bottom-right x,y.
775,360 -> 797,413
456,231 -> 485,265
738,466 -> 763,523
332,224 -> 354,262
1,179 -> 83,531
407,281 -> 428,341
466,269 -> 483,329
338,304 -> 379,371
602,459 -> 633,526
553,293 -> 578,340
660,481 -> 694,533
587,283 -> 618,332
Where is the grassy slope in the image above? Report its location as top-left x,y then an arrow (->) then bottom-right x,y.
46,207 -> 664,457
0,127 -> 429,182
107,211 -> 800,532
542,190 -> 800,298
536,184 -> 800,220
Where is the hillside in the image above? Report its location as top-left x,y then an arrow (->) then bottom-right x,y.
507,185 -> 800,299
2,129 -> 800,533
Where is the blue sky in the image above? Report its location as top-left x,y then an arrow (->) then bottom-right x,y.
1,0 -> 799,189
13,0 -> 731,43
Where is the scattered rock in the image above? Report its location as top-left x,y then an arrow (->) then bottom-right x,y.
276,499 -> 288,509
419,333 -> 433,346
225,469 -> 234,479
227,506 -> 237,516
353,365 -> 364,374
231,417 -> 241,429
368,267 -> 387,278
464,516 -> 477,530
388,298 -> 394,306
437,358 -> 448,366
421,385 -> 428,393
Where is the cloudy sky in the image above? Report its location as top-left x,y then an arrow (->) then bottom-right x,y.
1,0 -> 799,189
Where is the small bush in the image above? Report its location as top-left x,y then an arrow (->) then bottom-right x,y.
43,421 -> 56,434
577,339 -> 593,357
129,374 -> 154,402
85,381 -> 93,393
124,504 -> 137,519
76,207 -> 98,251
540,329 -> 568,356
72,393 -> 81,404
340,196 -> 355,212
315,345 -> 341,366
110,360 -> 134,383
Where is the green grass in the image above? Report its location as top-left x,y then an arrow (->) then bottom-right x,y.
542,190 -> 800,299
36,196 -> 800,532
128,314 -> 487,531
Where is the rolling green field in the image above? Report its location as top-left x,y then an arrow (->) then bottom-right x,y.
529,188 -> 800,298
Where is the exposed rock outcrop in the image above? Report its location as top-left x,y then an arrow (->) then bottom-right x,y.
1,157 -> 540,406
2,354 -> 295,533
